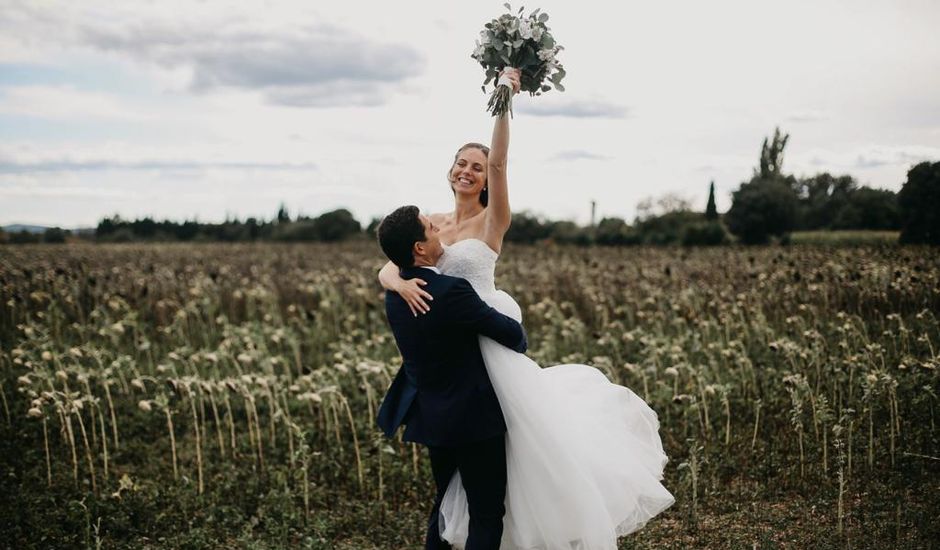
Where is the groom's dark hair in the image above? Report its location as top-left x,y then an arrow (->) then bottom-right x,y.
377,205 -> 425,269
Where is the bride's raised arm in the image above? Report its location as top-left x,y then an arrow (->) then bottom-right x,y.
482,68 -> 520,252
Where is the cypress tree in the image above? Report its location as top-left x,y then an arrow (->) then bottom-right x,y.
705,181 -> 718,220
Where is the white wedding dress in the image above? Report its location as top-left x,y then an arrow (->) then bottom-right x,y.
436,239 -> 675,550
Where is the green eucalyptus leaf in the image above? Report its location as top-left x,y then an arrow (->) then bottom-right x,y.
503,2 -> 511,10
539,13 -> 549,23
553,82 -> 565,92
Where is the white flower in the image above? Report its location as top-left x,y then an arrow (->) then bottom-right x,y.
473,41 -> 486,59
138,400 -> 152,412
538,48 -> 555,62
518,19 -> 533,40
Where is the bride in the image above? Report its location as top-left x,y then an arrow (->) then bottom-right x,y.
378,68 -> 674,549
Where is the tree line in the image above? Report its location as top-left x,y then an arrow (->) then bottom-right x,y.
92,207 -> 363,243
2,130 -> 937,246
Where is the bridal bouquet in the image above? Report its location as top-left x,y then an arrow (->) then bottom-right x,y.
472,4 -> 566,117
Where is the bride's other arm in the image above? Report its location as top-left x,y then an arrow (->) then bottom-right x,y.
482,68 -> 521,253
378,261 -> 432,316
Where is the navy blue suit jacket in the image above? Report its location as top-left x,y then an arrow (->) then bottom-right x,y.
376,266 -> 527,447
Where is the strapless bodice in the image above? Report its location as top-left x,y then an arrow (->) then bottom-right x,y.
438,238 -> 498,295
437,238 -> 521,322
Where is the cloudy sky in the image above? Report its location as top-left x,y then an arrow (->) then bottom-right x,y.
1,0 -> 939,228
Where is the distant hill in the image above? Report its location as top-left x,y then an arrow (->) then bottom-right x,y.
2,224 -> 94,235
3,224 -> 48,234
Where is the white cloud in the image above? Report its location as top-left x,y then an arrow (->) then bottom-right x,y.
793,145 -> 940,172
785,110 -> 829,123
0,85 -> 154,121
853,146 -> 940,169
548,150 -> 612,162
0,1 -> 425,107
516,98 -> 629,119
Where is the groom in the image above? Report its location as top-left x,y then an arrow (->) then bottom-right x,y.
375,205 -> 527,550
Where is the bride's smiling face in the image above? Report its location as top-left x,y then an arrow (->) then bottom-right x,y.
449,148 -> 487,197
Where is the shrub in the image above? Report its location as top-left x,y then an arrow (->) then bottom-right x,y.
681,221 -> 729,246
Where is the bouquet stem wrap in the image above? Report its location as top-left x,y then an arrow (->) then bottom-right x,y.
489,71 -> 517,118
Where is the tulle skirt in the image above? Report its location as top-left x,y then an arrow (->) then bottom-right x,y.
438,292 -> 674,549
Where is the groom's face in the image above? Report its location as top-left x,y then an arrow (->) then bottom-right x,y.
414,215 -> 444,265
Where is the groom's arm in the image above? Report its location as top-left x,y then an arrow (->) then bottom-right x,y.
444,279 -> 527,353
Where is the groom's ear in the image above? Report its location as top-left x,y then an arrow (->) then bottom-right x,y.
412,240 -> 425,259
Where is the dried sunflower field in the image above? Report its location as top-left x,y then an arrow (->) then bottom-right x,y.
1,242 -> 938,549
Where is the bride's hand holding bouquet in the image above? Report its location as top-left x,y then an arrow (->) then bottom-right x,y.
472,4 -> 566,117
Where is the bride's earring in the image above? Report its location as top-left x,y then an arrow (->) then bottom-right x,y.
483,187 -> 488,191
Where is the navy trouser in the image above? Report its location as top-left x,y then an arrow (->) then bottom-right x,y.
425,435 -> 507,550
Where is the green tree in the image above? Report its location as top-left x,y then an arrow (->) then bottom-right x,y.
759,127 -> 789,180
506,211 -> 552,244
727,181 -> 798,244
705,181 -> 718,221
842,187 -> 900,230
727,127 -> 799,244
96,215 -> 121,238
547,220 -> 591,245
595,217 -> 640,246
898,161 -> 940,244
245,217 -> 261,240
636,210 -> 703,245
9,230 -> 41,244
276,203 -> 291,224
313,209 -> 361,242
796,173 -> 856,230
42,227 -> 68,243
